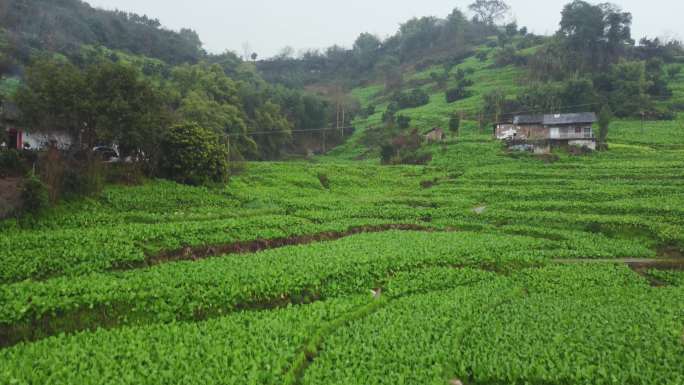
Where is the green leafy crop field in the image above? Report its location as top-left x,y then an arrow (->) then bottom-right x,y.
2,52 -> 684,385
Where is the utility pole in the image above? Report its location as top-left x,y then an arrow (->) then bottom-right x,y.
336,102 -> 340,131
341,106 -> 345,137
322,128 -> 327,154
478,111 -> 483,134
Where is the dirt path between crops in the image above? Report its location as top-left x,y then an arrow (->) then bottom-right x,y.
0,177 -> 22,218
553,258 -> 684,269
111,223 -> 444,271
553,257 -> 684,287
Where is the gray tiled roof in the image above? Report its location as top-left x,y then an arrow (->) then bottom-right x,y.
513,115 -> 544,124
542,113 -> 597,125
514,112 -> 597,125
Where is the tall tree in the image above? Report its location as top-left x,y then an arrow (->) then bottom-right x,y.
353,33 -> 381,71
557,1 -> 633,71
468,0 -> 511,25
597,105 -> 612,149
16,58 -> 168,157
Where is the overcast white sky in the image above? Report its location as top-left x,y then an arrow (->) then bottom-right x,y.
86,0 -> 684,58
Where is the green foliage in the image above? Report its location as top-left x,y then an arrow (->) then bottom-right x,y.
446,84 -> 471,103
469,0 -> 511,25
380,144 -> 395,164
396,115 -> 411,129
0,149 -> 22,175
20,172 -> 49,216
159,122 -> 230,185
392,89 -> 430,109
60,163 -> 105,200
602,60 -> 650,117
17,58 -> 169,157
251,101 -> 293,160
1,0 -> 204,65
449,112 -> 461,135
558,1 -> 633,72
598,105 -> 613,148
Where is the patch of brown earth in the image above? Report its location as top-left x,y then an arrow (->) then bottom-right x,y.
112,224 -> 441,271
0,177 -> 22,218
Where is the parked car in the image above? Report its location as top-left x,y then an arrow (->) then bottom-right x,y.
92,146 -> 120,162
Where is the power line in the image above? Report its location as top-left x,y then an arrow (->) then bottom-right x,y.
227,126 -> 355,137
226,102 -> 606,138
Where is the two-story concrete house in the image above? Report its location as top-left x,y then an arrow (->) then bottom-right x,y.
495,112 -> 597,154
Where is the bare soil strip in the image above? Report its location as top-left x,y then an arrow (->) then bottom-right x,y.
552,258 -> 684,270
112,224 -> 437,271
553,257 -> 684,287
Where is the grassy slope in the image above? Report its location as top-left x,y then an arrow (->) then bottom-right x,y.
326,45 -> 530,161
330,45 -> 684,162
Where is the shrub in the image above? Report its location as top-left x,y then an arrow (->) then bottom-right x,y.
493,46 -> 528,67
397,115 -> 411,129
380,144 -> 395,165
476,51 -> 488,62
160,122 -> 230,186
0,149 -> 23,176
21,172 -> 49,216
666,65 -> 681,79
382,102 -> 399,123
430,72 -> 448,89
393,89 -> 430,109
105,163 -> 146,185
646,106 -> 677,120
395,147 -> 433,165
446,85 -> 471,103
317,172 -> 330,189
61,162 -> 104,200
449,113 -> 461,136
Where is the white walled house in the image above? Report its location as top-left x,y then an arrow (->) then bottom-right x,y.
2,102 -> 73,151
494,113 -> 597,153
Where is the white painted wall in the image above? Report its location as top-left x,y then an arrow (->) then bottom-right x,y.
22,131 -> 73,150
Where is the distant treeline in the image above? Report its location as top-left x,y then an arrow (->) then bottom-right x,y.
0,0 -> 205,71
257,8 -> 498,89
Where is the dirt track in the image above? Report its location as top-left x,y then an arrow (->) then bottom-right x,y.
0,177 -> 22,218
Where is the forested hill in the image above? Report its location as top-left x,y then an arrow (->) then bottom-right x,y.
257,9 -> 498,88
0,0 -> 204,68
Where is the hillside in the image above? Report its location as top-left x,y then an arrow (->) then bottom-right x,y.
2,1 -> 684,384
326,39 -> 684,161
0,0 -> 204,68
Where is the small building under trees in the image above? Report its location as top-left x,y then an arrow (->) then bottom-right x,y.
1,102 -> 72,151
495,112 -> 597,154
423,127 -> 445,143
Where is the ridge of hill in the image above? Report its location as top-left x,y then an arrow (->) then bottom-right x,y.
0,0 -> 204,71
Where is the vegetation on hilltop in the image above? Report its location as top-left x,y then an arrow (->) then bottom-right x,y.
0,0 -> 204,67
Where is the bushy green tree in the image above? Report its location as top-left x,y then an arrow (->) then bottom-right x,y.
597,105 -> 612,149
557,1 -> 633,71
159,122 -> 230,185
396,115 -> 411,129
393,89 -> 430,109
16,58 -> 87,139
606,60 -> 649,117
21,172 -> 49,216
17,58 -> 168,157
353,33 -> 381,71
251,101 -> 292,160
469,0 -> 511,25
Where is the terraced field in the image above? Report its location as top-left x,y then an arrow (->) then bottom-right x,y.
1,113 -> 683,384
